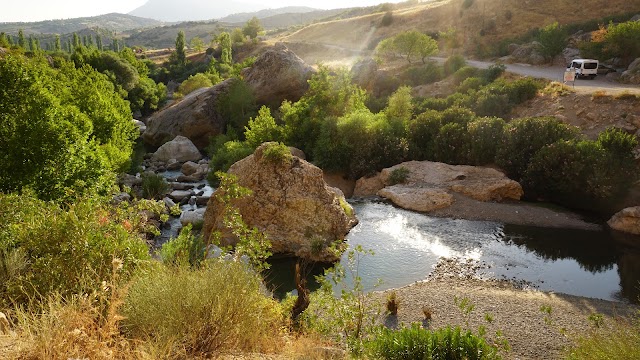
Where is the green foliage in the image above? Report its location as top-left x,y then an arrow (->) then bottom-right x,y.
366,324 -> 500,360
458,77 -> 485,93
141,173 -> 169,200
190,36 -> 204,52
388,167 -> 410,185
121,261 -> 284,357
172,30 -> 187,67
174,72 -> 213,99
160,224 -> 206,267
244,106 -> 285,148
302,246 -> 380,354
473,92 -> 510,117
566,314 -> 640,360
375,30 -> 439,64
537,22 -> 567,60
282,66 -> 367,156
218,32 -> 233,64
231,28 -> 245,43
261,142 -> 293,166
434,122 -> 469,164
444,54 -> 466,75
453,66 -> 479,85
467,117 -> 505,165
208,140 -> 253,175
0,193 -> 156,307
582,20 -> 640,62
242,17 -> 263,40
496,117 -> 580,181
0,54 -> 136,201
385,85 -> 414,125
401,62 -> 443,86
407,110 -> 442,160
522,129 -> 637,211
217,78 -> 257,133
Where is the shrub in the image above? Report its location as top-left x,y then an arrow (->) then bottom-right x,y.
565,314 -> 640,360
401,62 -> 443,86
457,77 -> 485,93
261,142 -> 293,166
537,22 -> 567,60
388,167 -> 410,185
480,63 -> 506,83
474,92 -> 511,117
434,123 -> 469,164
207,140 -> 253,177
160,224 -> 206,267
366,324 -> 500,360
496,117 -> 580,180
380,11 -> 394,26
452,66 -> 478,85
141,172 -> 169,200
440,106 -> 477,127
173,73 -> 213,99
467,117 -> 505,165
407,110 -> 442,160
244,105 -> 285,148
0,193 -> 156,307
503,78 -> 542,104
121,261 -> 284,357
444,54 -> 466,75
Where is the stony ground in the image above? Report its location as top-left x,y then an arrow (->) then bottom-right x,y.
371,259 -> 639,360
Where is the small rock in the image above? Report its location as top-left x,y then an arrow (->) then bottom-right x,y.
169,190 -> 194,202
196,196 -> 210,206
170,182 -> 196,191
163,197 -> 177,210
112,192 -> 131,204
181,161 -> 200,176
180,208 -> 207,226
177,175 -> 199,183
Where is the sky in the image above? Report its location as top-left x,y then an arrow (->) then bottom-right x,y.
0,0 -> 402,23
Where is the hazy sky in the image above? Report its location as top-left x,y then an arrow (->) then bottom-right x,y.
1,0 -> 401,22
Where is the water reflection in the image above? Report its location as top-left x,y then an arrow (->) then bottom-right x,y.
265,201 -> 639,303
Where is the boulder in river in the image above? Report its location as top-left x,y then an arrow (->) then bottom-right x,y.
608,207 -> 640,235
355,161 -> 523,210
151,136 -> 203,164
203,142 -> 358,262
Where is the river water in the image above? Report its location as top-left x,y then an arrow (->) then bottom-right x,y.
265,199 -> 640,304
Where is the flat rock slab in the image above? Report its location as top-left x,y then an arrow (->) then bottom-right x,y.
378,186 -> 454,213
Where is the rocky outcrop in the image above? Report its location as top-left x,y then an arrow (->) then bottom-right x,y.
142,79 -> 234,149
355,161 -> 523,211
242,44 -> 315,107
608,207 -> 640,235
203,143 -> 358,262
620,58 -> 640,85
151,136 -> 203,163
506,41 -> 546,65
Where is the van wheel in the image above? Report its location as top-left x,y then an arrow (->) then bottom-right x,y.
589,75 -> 596,80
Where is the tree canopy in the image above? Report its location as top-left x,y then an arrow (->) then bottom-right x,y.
376,30 -> 439,64
242,17 -> 263,40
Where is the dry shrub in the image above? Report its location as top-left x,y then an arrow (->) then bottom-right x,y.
121,261 -> 285,358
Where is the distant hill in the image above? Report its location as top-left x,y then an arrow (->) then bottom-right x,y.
241,9 -> 349,30
219,6 -> 318,23
129,0 -> 264,22
0,13 -> 162,35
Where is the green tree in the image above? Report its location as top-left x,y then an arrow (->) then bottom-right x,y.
96,34 -> 103,51
231,28 -> 245,43
112,38 -> 119,52
376,30 -> 438,64
242,16 -> 263,40
190,36 -> 204,52
28,36 -> 37,52
218,32 -> 232,64
17,29 -> 25,49
173,30 -> 187,66
54,35 -> 61,52
537,22 -> 567,61
72,32 -> 80,49
244,106 -> 284,148
439,27 -> 460,55
0,33 -> 8,48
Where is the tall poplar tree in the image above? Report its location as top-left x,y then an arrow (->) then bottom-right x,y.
174,30 -> 187,66
54,35 -> 61,52
18,29 -> 25,49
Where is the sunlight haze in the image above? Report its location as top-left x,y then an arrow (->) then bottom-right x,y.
1,0 -> 403,22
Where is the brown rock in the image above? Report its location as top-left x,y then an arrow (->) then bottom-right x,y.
242,44 -> 315,107
378,186 -> 454,212
353,173 -> 385,197
142,79 -> 234,149
151,136 -> 204,163
181,161 -> 200,176
203,143 -> 358,262
608,207 -> 640,235
323,171 -> 356,198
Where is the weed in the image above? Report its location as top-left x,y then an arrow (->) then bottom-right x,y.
588,313 -> 604,328
566,313 -> 640,360
261,142 -> 293,166
454,296 -> 475,328
141,173 -> 169,200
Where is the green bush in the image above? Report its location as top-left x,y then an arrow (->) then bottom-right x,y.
366,324 -> 500,360
536,22 -> 567,60
401,62 -> 443,86
480,63 -> 506,83
174,73 -> 213,99
141,173 -> 169,200
473,92 -> 511,117
244,106 -> 285,148
444,54 -> 466,75
502,78 -> 541,104
523,129 -> 637,212
495,117 -> 580,180
407,110 -> 442,161
440,106 -> 477,127
208,140 -> 254,179
160,224 -> 206,267
467,117 -> 505,165
388,167 -> 410,185
434,123 -> 469,165
452,66 -> 478,85
457,77 -> 485,93
0,193 -> 156,307
261,142 -> 293,166
121,261 -> 284,357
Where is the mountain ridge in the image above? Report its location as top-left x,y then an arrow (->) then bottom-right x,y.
0,13 -> 162,35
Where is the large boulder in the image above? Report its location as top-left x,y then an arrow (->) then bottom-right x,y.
151,136 -> 203,163
620,58 -> 640,85
355,161 -> 523,211
509,41 -> 546,65
608,207 -> 640,235
242,44 -> 315,107
142,79 -> 234,149
203,143 -> 358,262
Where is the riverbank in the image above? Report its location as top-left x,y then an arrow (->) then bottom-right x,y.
372,260 -> 639,360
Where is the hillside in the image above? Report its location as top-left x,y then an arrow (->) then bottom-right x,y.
129,0 -> 264,22
219,6 -> 318,23
0,13 -> 162,35
281,0 -> 640,57
124,21 -> 221,49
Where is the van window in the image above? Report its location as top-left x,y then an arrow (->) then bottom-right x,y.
584,62 -> 598,69
572,62 -> 579,68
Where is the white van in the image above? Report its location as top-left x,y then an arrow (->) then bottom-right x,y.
567,59 -> 599,79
